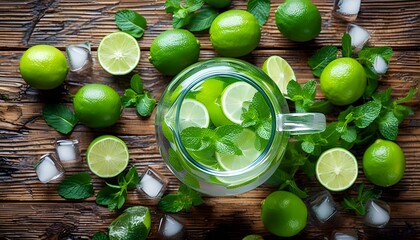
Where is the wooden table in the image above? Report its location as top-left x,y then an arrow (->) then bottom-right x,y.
0,1 -> 419,239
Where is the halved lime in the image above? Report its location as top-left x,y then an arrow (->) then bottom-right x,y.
315,147 -> 358,191
221,82 -> 257,124
216,129 -> 262,171
86,135 -> 129,178
262,55 -> 296,96
179,99 -> 210,131
97,31 -> 140,75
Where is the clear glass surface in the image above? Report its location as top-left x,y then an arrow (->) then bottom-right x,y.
34,153 -> 64,183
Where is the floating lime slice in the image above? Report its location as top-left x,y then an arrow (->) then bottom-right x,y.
179,98 -> 210,131
221,82 -> 257,124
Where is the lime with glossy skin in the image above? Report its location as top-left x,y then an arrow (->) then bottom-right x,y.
261,191 -> 307,237
210,10 -> 261,57
149,29 -> 200,76
320,57 -> 367,106
363,139 -> 406,187
275,0 -> 321,42
73,83 -> 122,128
19,45 -> 68,90
109,206 -> 151,240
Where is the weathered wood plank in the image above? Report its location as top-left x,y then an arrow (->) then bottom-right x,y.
0,0 -> 419,49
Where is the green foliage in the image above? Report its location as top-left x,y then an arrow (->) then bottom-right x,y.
247,0 -> 270,27
121,74 -> 156,117
58,172 -> 94,199
342,184 -> 382,215
158,184 -> 204,212
115,10 -> 147,38
307,46 -> 338,77
188,7 -> 219,32
42,104 -> 78,134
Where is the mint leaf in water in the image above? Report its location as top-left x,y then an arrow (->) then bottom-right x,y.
43,103 -> 79,134
115,10 -> 147,38
158,184 -> 204,213
58,172 -> 94,199
247,0 -> 270,27
188,7 -> 218,32
308,46 -> 338,77
342,32 -> 352,57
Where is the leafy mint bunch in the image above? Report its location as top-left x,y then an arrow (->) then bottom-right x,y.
343,184 -> 382,215
96,166 -> 140,210
121,74 -> 157,117
158,184 -> 204,212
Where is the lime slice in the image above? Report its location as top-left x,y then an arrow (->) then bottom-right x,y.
216,129 -> 262,171
98,31 -> 140,75
86,135 -> 129,178
315,147 -> 358,191
179,99 -> 210,131
262,55 -> 296,96
221,82 -> 257,124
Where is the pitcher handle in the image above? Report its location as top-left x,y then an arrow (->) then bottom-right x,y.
276,113 -> 326,135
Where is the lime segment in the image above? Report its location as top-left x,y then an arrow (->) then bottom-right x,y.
98,32 -> 140,75
179,99 -> 210,131
262,55 -> 296,96
86,135 -> 129,178
221,82 -> 257,124
315,147 -> 358,191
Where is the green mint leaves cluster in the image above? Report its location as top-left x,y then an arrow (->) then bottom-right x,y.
115,10 -> 147,38
343,184 -> 382,215
158,184 -> 204,212
121,74 -> 157,117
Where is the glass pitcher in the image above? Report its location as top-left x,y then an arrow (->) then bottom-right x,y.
155,58 -> 325,196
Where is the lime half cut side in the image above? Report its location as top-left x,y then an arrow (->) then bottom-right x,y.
262,55 -> 296,96
315,147 -> 358,191
98,31 -> 141,75
86,135 -> 129,178
179,99 -> 210,131
221,81 -> 257,124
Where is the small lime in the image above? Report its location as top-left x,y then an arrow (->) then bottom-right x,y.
149,29 -> 200,76
109,206 -> 151,240
363,139 -> 405,187
19,45 -> 68,90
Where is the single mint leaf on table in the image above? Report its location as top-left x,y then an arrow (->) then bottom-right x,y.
188,7 -> 218,32
115,10 -> 147,38
136,92 -> 156,117
92,232 -> 109,240
247,0 -> 270,27
58,172 -> 94,200
130,74 -> 144,94
42,103 -> 79,134
158,194 -> 184,213
308,46 -> 338,77
96,186 -> 120,210
341,32 -> 352,57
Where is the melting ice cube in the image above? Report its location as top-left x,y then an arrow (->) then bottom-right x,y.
364,199 -> 390,228
333,0 -> 361,21
307,190 -> 337,223
158,215 -> 185,239
333,232 -> 358,240
66,42 -> 92,72
137,167 -> 168,198
55,139 -> 80,162
373,55 -> 388,74
347,24 -> 370,51
35,154 -> 64,183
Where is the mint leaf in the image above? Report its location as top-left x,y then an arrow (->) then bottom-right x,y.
359,46 -> 393,63
287,80 -> 317,112
173,9 -> 191,28
378,111 -> 399,140
342,32 -> 352,57
188,7 -> 218,31
136,92 -> 156,117
247,0 -> 270,27
241,107 -> 259,127
179,184 -> 204,206
158,184 -> 203,213
343,184 -> 382,215
352,101 -> 382,128
308,46 -> 338,77
121,89 -> 137,107
250,92 -> 270,118
394,88 -> 417,105
125,166 -> 140,188
165,0 -> 181,13
256,119 -> 272,140
279,180 -> 308,199
92,232 -> 109,240
43,104 -> 79,134
115,10 -> 147,38
58,172 -> 94,199
158,194 -> 184,212
215,138 -> 242,155
96,186 -> 120,210
215,125 -> 242,141
181,127 -> 214,151
185,0 -> 205,12
130,74 -> 144,94
340,126 -> 357,143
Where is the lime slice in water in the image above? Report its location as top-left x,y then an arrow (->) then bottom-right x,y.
216,129 -> 262,171
262,55 -> 296,96
86,135 -> 129,178
97,31 -> 140,75
221,81 -> 257,124
315,147 -> 358,191
179,99 -> 210,131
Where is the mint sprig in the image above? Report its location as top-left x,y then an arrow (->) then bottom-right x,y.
158,184 -> 204,212
121,74 -> 157,117
247,0 -> 270,27
42,103 -> 79,134
58,172 -> 94,199
343,184 -> 382,215
115,10 -> 147,38
342,32 -> 352,58
165,0 -> 206,29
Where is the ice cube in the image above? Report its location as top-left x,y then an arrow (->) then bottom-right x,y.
364,199 -> 390,228
158,215 -> 185,239
137,167 -> 168,198
333,233 -> 358,240
307,190 -> 337,223
35,154 -> 64,183
313,197 -> 335,222
373,55 -> 388,74
55,139 -> 80,162
337,0 -> 361,15
347,24 -> 370,51
66,42 -> 92,72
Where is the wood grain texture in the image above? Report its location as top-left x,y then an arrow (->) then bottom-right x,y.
0,0 -> 419,239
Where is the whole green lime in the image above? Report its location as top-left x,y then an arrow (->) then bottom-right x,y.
109,206 -> 151,240
210,10 -> 261,57
363,139 -> 406,187
73,84 -> 122,128
261,191 -> 307,237
275,0 -> 321,42
19,45 -> 68,90
320,57 -> 367,106
205,0 -> 231,8
149,29 -> 200,76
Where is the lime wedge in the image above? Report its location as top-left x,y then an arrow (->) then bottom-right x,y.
315,147 -> 358,191
221,82 -> 257,124
179,99 -> 210,131
262,55 -> 296,96
86,135 -> 129,178
98,32 -> 140,75
216,129 -> 262,171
